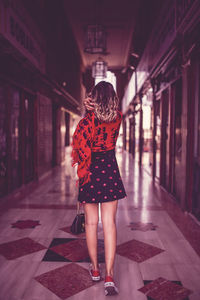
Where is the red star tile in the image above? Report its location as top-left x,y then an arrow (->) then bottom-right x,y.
0,238 -> 46,260
116,239 -> 164,262
35,263 -> 101,299
138,277 -> 192,300
50,239 -> 89,261
43,238 -> 105,263
11,220 -> 41,229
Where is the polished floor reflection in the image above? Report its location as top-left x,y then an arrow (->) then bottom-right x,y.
0,149 -> 200,300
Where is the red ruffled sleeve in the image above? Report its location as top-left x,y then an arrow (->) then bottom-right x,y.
71,112 -> 94,186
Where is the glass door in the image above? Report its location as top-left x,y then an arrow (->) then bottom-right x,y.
173,78 -> 182,202
0,83 -> 7,197
10,87 -> 21,190
192,59 -> 200,220
155,99 -> 161,179
160,89 -> 169,188
23,93 -> 35,184
169,78 -> 183,201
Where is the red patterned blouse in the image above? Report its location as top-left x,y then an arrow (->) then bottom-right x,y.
71,110 -> 122,186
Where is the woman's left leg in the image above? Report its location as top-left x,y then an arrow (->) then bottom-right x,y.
83,203 -> 99,270
101,200 -> 118,277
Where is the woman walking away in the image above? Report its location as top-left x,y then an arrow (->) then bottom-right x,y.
71,81 -> 126,296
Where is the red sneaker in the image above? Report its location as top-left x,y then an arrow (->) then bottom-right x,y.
89,263 -> 101,281
104,276 -> 119,296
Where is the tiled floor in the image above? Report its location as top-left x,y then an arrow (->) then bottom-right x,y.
0,149 -> 200,300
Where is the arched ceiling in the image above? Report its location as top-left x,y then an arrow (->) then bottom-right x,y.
63,0 -> 162,71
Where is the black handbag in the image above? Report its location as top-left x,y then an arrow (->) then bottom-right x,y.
70,202 -> 85,234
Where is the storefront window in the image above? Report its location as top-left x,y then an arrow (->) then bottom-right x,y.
135,107 -> 140,162
0,85 -> 7,196
160,88 -> 170,189
192,58 -> 200,220
156,114 -> 161,178
198,83 -> 200,158
175,80 -> 182,162
126,117 -> 130,152
142,102 -> 152,173
10,87 -> 21,190
24,95 -> 35,183
155,100 -> 161,179
172,78 -> 183,201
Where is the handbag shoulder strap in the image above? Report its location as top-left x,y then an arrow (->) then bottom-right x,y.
77,201 -> 80,214
77,201 -> 84,214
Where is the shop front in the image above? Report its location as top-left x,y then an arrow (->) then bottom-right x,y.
186,43 -> 200,220
121,0 -> 200,216
0,0 -> 82,200
0,80 -> 36,197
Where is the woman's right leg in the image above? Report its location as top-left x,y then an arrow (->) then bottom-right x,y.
83,203 -> 99,270
101,200 -> 118,277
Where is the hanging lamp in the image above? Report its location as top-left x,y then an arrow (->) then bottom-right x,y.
92,57 -> 107,78
84,24 -> 107,54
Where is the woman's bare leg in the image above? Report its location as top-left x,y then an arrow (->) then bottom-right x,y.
83,203 -> 99,270
101,200 -> 118,277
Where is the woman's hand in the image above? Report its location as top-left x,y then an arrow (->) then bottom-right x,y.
83,94 -> 94,111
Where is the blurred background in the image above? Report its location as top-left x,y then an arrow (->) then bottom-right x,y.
0,0 -> 200,222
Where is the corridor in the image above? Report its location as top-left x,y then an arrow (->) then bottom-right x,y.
0,149 -> 199,300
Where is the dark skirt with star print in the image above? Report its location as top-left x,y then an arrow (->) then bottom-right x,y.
78,149 -> 127,203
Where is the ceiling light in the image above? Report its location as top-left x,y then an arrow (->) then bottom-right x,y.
129,66 -> 135,70
92,57 -> 107,78
121,67 -> 127,74
131,52 -> 139,58
84,24 -> 107,54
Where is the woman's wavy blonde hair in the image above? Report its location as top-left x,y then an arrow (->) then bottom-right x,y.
91,81 -> 119,122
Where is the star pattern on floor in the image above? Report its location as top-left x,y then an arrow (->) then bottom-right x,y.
138,277 -> 192,300
42,238 -> 105,262
34,262 -> 102,299
0,238 -> 46,260
128,222 -> 158,231
11,220 -> 41,229
116,239 -> 164,262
